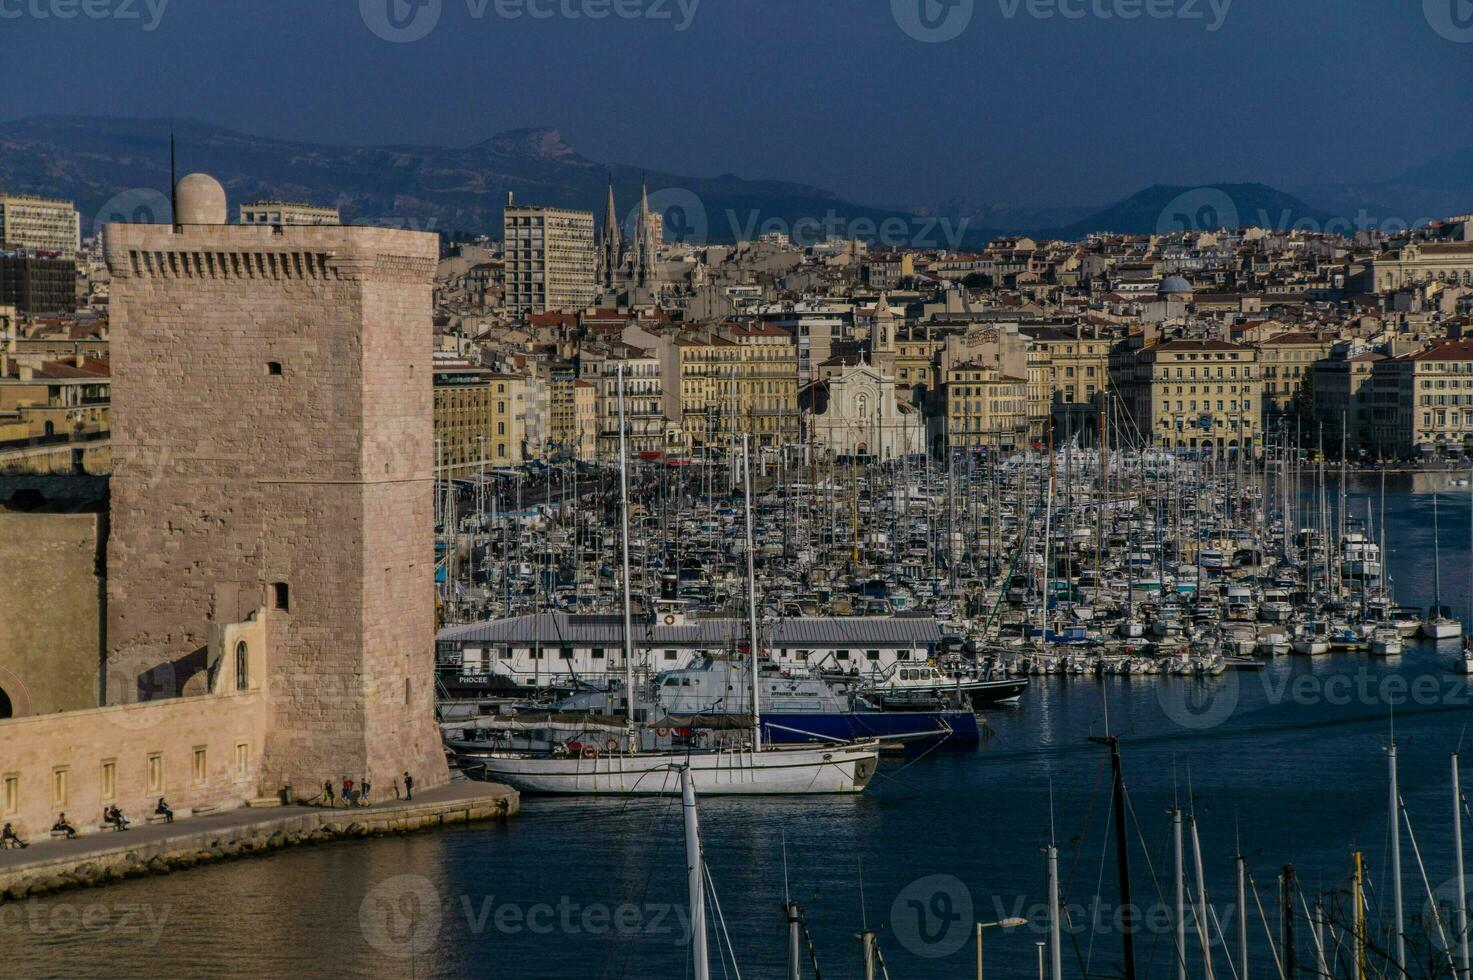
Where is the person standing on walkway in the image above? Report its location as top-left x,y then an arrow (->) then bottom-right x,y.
322,780 -> 336,808
403,772 -> 414,801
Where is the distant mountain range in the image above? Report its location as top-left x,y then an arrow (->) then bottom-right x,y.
0,115 -> 1467,246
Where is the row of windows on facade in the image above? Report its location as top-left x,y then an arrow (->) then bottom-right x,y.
1,744 -> 251,818
457,646 -> 919,669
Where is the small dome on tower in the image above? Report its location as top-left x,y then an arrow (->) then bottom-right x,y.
174,173 -> 227,225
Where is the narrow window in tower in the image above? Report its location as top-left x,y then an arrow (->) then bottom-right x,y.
267,361 -> 282,376
272,582 -> 290,612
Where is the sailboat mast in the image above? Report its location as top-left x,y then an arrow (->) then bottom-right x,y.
1435,492 -> 1444,612
1456,752 -> 1470,980
742,434 -> 763,752
617,365 -> 637,741
1390,735 -> 1406,972
680,765 -> 711,980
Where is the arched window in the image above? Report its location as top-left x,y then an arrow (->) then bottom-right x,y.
235,641 -> 249,691
0,684 -> 11,719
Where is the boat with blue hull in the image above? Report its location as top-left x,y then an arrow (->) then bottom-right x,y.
546,656 -> 980,746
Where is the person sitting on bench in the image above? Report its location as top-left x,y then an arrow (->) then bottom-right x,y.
103,805 -> 130,831
155,798 -> 174,823
51,814 -> 77,839
0,822 -> 27,849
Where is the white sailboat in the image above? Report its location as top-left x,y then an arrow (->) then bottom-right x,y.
1422,492 -> 1463,640
458,380 -> 879,796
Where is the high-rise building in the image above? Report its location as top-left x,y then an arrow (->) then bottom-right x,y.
103,172 -> 447,795
0,194 -> 81,257
503,199 -> 596,315
239,200 -> 341,226
0,253 -> 76,313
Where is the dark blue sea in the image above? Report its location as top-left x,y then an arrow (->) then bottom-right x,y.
13,475 -> 1473,979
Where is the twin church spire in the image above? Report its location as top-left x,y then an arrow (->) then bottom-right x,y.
596,175 -> 657,293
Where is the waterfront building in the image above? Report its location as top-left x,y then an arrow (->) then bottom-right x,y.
943,362 -> 1028,451
1115,339 -> 1260,453
436,612 -> 944,693
1313,348 -> 1383,453
504,199 -> 597,315
1257,331 -> 1332,428
0,193 -> 80,258
1019,325 -> 1111,441
1371,338 -> 1473,457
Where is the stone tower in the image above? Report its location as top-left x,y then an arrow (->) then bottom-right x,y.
103,174 -> 448,795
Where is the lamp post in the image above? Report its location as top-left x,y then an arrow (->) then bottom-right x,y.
976,917 -> 1029,980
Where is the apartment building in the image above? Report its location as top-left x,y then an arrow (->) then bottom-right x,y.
0,194 -> 80,257
1116,340 -> 1260,452
1258,331 -> 1332,426
943,362 -> 1028,451
503,203 -> 597,315
1372,339 -> 1473,457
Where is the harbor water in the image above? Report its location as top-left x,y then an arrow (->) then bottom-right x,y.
13,475 -> 1473,979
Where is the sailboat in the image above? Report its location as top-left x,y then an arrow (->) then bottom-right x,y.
456,376 -> 879,795
1422,492 -> 1463,640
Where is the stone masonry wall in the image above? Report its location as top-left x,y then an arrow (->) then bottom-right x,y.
0,691 -> 267,841
0,512 -> 103,715
103,222 -> 449,798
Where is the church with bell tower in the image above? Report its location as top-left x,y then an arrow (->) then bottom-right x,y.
595,175 -> 665,306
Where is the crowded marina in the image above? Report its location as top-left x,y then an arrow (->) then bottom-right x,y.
433,397 -> 1473,791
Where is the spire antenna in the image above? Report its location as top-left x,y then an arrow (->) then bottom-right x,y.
169,123 -> 178,225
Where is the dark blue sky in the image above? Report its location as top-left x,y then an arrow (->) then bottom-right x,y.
2,0 -> 1470,209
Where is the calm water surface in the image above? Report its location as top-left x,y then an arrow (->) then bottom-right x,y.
13,477 -> 1473,980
